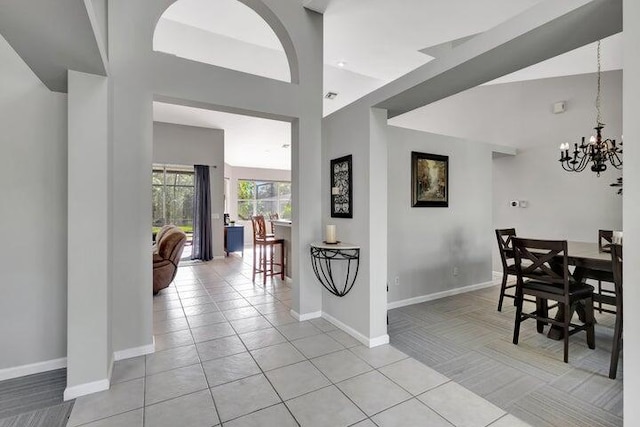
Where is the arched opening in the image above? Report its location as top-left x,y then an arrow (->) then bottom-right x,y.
153,0 -> 297,83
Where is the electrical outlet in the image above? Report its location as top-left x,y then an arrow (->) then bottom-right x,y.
453,267 -> 459,277
394,276 -> 400,286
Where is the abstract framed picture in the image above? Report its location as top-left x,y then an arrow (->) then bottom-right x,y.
331,154 -> 353,218
411,151 -> 449,207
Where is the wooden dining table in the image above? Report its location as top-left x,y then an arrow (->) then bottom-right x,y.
545,241 -> 614,340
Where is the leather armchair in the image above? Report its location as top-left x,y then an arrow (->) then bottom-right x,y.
153,226 -> 187,294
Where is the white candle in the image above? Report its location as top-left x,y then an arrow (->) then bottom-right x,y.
326,225 -> 337,243
613,230 -> 623,245
331,186 -> 340,196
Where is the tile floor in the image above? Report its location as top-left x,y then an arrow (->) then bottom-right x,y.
67,255 -> 531,427
389,283 -> 623,427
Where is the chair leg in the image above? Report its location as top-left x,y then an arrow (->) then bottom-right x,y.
280,242 -> 285,280
536,298 -> 548,333
497,272 -> 508,312
597,280 -> 603,313
563,303 -> 570,363
584,298 -> 596,350
252,244 -> 257,283
513,291 -> 523,345
609,313 -> 622,379
263,244 -> 268,286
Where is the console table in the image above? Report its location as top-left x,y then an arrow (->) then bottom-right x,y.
309,242 -> 360,297
224,225 -> 244,256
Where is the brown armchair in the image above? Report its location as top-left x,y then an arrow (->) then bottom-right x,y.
153,226 -> 187,294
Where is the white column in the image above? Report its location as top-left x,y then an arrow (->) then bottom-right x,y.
624,0 -> 640,422
65,70 -> 111,400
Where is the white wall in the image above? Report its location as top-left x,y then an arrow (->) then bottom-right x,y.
66,70 -> 110,393
0,34 -> 68,373
624,0 -> 640,422
391,72 -> 623,271
386,127 -> 493,304
224,163 -> 291,244
153,121 -> 225,257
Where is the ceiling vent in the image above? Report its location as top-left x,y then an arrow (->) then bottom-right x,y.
325,92 -> 338,100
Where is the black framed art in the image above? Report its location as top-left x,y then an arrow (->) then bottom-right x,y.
331,155 -> 353,218
411,151 -> 449,207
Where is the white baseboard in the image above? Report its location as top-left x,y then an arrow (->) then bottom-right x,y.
387,280 -> 497,310
321,312 -> 389,348
290,309 -> 322,321
0,357 -> 67,382
64,378 -> 110,401
113,337 -> 155,361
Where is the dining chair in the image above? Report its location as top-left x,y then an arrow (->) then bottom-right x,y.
495,228 -> 517,311
512,237 -> 595,363
609,243 -> 623,379
250,215 -> 285,285
595,229 -> 616,313
268,212 -> 279,235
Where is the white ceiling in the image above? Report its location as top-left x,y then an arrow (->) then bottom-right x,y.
153,102 -> 291,171
153,0 -> 623,170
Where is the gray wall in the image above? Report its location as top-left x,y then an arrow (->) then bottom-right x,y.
386,127 -> 493,304
0,34 -> 68,371
391,71 -> 623,271
153,122 -> 225,257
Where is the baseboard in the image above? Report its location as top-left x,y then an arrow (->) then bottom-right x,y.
321,312 -> 389,348
64,378 -> 110,401
285,276 -> 293,284
113,337 -> 155,361
387,280 -> 497,310
290,309 -> 322,321
0,357 -> 67,382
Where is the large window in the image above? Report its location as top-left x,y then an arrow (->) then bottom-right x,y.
152,165 -> 195,232
237,180 -> 291,221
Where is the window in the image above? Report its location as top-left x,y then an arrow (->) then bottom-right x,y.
152,165 -> 195,233
237,180 -> 291,220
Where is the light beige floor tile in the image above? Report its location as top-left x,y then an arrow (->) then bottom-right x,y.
144,389 -> 219,427
185,311 -> 227,328
239,327 -> 287,350
327,329 -> 361,348
251,342 -> 305,372
223,306 -> 262,321
379,358 -> 450,395
145,364 -> 208,406
68,378 -> 144,426
196,335 -> 246,362
263,311 -> 298,326
372,398 -> 451,427
350,344 -> 409,369
277,321 -> 322,341
309,318 -> 338,332
285,385 -> 366,427
489,414 -> 532,427
223,403 -> 297,427
75,408 -> 143,427
419,382 -> 505,427
145,345 -> 200,375
337,370 -> 411,416
210,374 -> 281,422
265,361 -> 331,400
230,316 -> 273,334
190,322 -> 236,343
311,349 -> 373,383
110,356 -> 145,384
202,352 -> 261,387
291,333 -> 344,358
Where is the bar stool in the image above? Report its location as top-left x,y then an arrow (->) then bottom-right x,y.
251,215 -> 285,285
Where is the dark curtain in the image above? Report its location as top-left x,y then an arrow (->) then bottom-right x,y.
192,165 -> 213,261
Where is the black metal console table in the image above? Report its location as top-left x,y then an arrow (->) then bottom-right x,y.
309,242 -> 360,297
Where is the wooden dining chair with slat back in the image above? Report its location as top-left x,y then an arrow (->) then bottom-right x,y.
268,212 -> 279,236
250,215 -> 285,285
594,230 -> 616,313
512,238 -> 596,363
609,243 -> 623,379
495,228 -> 518,311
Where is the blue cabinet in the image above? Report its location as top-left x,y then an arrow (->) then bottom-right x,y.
224,225 -> 244,256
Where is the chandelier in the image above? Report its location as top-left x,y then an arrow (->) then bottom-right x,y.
559,41 -> 622,176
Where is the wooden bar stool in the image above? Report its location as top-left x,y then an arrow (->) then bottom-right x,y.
251,215 -> 285,285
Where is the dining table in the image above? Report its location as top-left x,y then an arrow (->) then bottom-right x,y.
543,241 -> 614,340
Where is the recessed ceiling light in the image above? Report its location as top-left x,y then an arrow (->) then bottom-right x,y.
282,144 -> 290,148
325,92 -> 338,100
337,61 -> 347,68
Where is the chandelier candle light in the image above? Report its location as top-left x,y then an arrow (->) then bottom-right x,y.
559,40 -> 622,176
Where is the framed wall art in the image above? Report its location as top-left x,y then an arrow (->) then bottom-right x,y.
330,155 -> 353,218
411,151 -> 449,207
